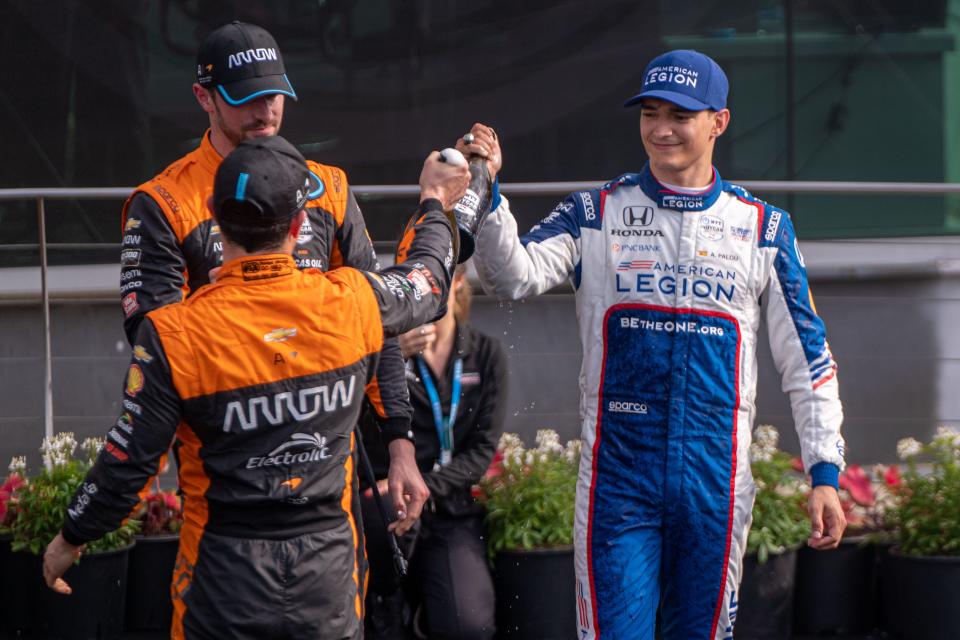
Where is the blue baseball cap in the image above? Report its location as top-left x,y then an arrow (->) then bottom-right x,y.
624,50 -> 728,111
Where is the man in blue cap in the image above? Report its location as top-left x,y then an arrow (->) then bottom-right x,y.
461,50 -> 847,639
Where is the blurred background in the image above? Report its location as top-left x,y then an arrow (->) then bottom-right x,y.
2,0 -> 959,470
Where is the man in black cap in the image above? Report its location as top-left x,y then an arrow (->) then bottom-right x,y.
120,21 -> 415,501
45,136 -> 471,640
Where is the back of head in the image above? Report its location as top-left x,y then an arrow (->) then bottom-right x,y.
213,135 -> 315,252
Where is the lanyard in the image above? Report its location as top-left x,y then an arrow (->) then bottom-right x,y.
417,357 -> 462,467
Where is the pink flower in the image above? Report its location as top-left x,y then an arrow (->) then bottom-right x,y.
839,464 -> 875,507
884,465 -> 901,489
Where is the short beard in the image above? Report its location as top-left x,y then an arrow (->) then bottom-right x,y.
210,93 -> 281,147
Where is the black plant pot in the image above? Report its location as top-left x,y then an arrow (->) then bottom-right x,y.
124,533 -> 179,631
31,543 -> 133,640
2,548 -> 41,637
880,548 -> 960,640
494,546 -> 576,639
735,548 -> 798,640
793,536 -> 877,635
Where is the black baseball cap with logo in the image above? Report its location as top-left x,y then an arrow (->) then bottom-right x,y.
196,21 -> 297,105
214,136 -> 322,225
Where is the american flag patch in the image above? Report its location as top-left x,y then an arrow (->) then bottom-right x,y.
616,260 -> 654,271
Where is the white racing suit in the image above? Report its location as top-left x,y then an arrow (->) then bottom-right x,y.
473,165 -> 845,639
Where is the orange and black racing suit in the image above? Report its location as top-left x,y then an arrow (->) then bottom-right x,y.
63,199 -> 454,640
119,131 -> 410,437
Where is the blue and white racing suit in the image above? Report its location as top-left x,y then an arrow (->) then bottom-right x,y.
473,165 -> 845,639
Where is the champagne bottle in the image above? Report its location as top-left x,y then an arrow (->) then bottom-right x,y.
439,146 -> 492,262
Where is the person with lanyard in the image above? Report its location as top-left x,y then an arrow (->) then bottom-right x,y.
361,262 -> 507,640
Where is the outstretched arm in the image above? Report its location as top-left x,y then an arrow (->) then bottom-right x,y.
456,123 -> 582,300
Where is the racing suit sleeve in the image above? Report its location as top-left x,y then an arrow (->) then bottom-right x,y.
336,188 -> 413,442
423,336 -> 507,501
121,194 -> 186,345
472,193 -> 583,300
61,318 -> 182,545
763,210 -> 845,488
360,198 -> 455,338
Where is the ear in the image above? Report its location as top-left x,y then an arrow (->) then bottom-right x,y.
193,83 -> 216,115
712,108 -> 731,138
289,210 -> 307,241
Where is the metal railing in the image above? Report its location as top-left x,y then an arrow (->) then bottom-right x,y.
5,178 -> 960,441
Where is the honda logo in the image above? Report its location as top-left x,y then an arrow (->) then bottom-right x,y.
622,206 -> 654,227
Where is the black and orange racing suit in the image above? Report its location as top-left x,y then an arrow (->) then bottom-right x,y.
62,199 -> 455,640
119,131 -> 410,437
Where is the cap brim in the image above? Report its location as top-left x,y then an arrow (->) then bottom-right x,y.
217,74 -> 297,106
623,89 -> 712,111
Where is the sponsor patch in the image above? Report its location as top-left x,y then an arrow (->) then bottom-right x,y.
241,257 -> 292,281
764,210 -> 782,243
461,372 -> 481,386
622,206 -> 654,227
246,432 -> 332,469
153,185 -> 181,215
698,215 -> 724,241
121,249 -> 141,267
126,364 -> 144,397
132,345 -> 153,363
264,327 -> 297,343
730,226 -> 752,241
122,293 -> 139,317
123,398 -> 142,416
296,218 -> 314,245
124,218 -> 141,232
607,400 -> 648,414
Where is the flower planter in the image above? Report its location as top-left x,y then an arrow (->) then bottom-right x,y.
124,533 -> 179,631
2,549 -> 39,636
880,548 -> 960,640
792,536 -> 878,635
494,546 -> 576,639
32,542 -> 134,640
734,547 -> 797,639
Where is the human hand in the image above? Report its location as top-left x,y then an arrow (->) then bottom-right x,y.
397,324 -> 436,358
419,151 -> 470,210
454,123 -> 502,181
807,485 -> 846,550
386,439 -> 430,536
43,532 -> 84,595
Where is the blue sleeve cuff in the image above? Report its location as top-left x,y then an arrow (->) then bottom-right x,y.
490,177 -> 501,212
810,462 -> 840,489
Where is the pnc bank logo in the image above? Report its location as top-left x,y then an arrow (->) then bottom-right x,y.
622,206 -> 654,227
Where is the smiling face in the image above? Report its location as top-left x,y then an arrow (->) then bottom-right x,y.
638,98 -> 730,187
194,83 -> 286,155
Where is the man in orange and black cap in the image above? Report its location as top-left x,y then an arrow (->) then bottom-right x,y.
46,136 -> 472,640
120,21 -> 414,449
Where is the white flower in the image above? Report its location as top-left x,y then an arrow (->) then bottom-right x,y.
524,451 -> 535,466
8,456 -> 26,475
81,437 -> 105,461
934,426 -> 960,448
897,437 -> 923,460
40,432 -> 78,469
498,433 -> 523,455
535,429 -> 560,451
564,439 -> 582,464
753,425 -> 779,450
749,442 -> 773,463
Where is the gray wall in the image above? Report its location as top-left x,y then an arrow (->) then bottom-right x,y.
3,242 -> 960,472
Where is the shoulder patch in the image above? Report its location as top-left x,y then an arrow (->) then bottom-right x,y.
760,204 -> 787,248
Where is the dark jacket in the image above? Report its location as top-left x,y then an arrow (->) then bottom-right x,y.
364,323 -> 507,517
